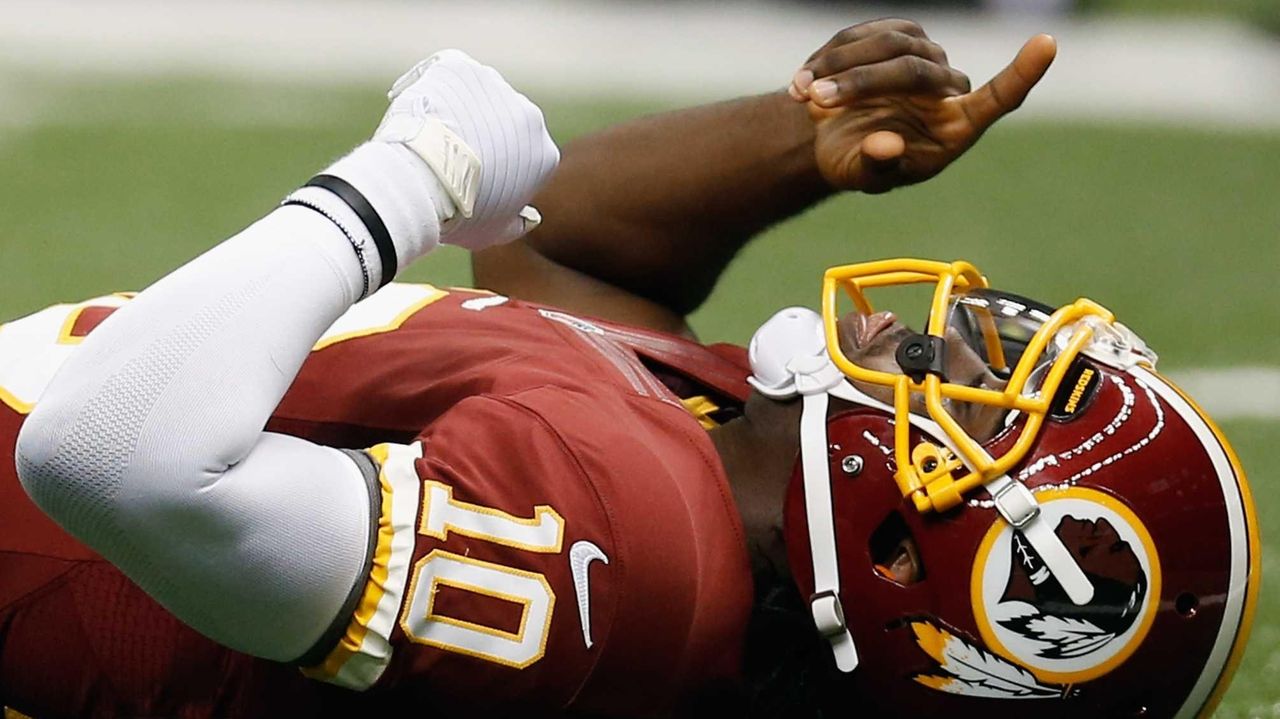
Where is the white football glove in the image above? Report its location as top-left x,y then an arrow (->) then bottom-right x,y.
374,50 -> 560,251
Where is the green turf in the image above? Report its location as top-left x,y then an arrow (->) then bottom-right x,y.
2,77 -> 1277,368
1214,420 -> 1279,718
0,72 -> 1276,714
701,122 -> 1280,368
1079,0 -> 1280,34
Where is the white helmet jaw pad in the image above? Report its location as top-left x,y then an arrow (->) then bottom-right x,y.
748,308 -> 859,671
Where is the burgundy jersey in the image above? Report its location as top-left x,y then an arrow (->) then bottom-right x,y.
0,285 -> 755,717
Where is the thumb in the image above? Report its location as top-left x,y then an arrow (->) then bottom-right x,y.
500,206 -> 543,244
862,131 -> 905,164
957,33 -> 1057,131
461,207 -> 543,251
853,131 -> 906,190
517,205 -> 543,235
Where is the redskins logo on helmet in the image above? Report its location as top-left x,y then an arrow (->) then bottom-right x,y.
973,488 -> 1159,680
751,259 -> 1259,718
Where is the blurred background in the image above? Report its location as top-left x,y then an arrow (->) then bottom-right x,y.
0,0 -> 1276,715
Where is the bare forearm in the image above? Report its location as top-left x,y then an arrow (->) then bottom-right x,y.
501,92 -> 831,316
475,20 -> 1043,329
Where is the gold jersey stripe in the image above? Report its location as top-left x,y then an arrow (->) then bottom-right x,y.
303,442 -> 423,690
680,395 -> 721,430
312,284 -> 449,351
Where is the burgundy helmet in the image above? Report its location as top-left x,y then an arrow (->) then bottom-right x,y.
748,259 -> 1259,718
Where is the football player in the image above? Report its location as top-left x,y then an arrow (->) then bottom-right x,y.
3,19 -> 1258,719
1,20 -> 1018,716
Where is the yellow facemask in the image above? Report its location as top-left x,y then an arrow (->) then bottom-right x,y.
820,258 -> 1135,514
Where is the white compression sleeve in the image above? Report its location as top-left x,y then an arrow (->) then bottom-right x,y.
16,143 -> 441,661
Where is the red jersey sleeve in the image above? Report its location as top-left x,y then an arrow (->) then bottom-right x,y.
1,403 -> 360,719
2,289 -> 755,717
304,386 -> 753,716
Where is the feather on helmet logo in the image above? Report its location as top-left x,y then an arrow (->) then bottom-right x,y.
911,621 -> 1066,699
970,487 -> 1161,685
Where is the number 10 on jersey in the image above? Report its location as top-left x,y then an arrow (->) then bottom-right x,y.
401,479 -> 565,668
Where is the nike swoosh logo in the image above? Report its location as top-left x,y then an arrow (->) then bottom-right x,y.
569,540 -> 609,649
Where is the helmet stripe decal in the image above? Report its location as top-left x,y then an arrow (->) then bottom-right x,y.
966,374 -> 1164,508
1132,367 -> 1252,719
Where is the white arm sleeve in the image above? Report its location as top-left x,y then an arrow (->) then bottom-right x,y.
15,50 -> 556,664
15,194 -> 426,662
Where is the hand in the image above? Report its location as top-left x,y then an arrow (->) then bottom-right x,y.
788,20 -> 1056,194
376,50 -> 561,250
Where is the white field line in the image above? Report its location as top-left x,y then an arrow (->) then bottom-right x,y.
1167,367 -> 1280,421
0,0 -> 1279,128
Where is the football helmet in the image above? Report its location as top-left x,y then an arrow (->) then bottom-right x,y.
748,259 -> 1259,717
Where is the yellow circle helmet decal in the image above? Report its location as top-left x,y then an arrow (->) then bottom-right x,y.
969,487 -> 1161,684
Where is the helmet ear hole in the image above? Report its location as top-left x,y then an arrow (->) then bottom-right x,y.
869,512 -> 925,586
1175,592 -> 1200,618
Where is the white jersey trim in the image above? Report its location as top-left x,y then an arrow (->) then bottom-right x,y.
304,441 -> 423,690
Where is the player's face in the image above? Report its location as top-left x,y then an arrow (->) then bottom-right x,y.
836,310 -> 1009,442
832,309 -> 1006,587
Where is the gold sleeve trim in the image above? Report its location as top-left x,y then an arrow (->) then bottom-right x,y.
302,442 -> 423,690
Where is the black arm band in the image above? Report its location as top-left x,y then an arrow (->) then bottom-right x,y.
305,174 -> 398,288
280,196 -> 372,299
